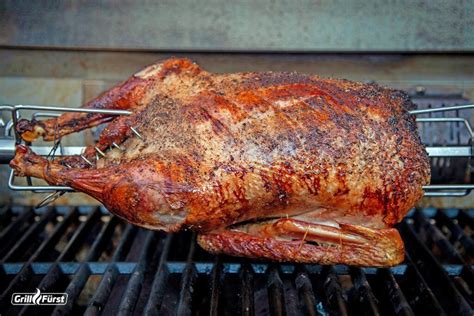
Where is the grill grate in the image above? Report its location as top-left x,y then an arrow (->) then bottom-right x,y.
0,205 -> 472,315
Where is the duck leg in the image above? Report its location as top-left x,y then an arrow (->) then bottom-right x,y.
9,144 -> 191,231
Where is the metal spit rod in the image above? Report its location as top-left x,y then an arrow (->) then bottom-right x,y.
410,104 -> 474,196
1,103 -> 474,198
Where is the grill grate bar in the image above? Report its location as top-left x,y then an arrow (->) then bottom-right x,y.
402,254 -> 446,315
85,224 -> 138,315
86,265 -> 119,316
295,267 -> 321,316
267,265 -> 286,316
0,208 -> 34,257
52,217 -> 119,315
377,268 -> 414,316
1,207 -> 55,263
18,264 -> 62,314
209,257 -> 224,316
436,211 -> 474,256
321,265 -> 349,316
175,236 -> 198,316
414,210 -> 466,263
54,264 -> 91,315
86,216 -> 120,262
240,263 -> 255,316
117,230 -> 157,315
0,207 -> 78,309
413,210 -> 474,297
453,274 -> 474,307
32,208 -> 79,262
19,208 -> 103,314
349,267 -> 380,316
143,233 -> 172,315
57,208 -> 101,262
399,221 -> 473,314
111,225 -> 138,262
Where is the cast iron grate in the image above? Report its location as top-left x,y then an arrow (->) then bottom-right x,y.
0,205 -> 472,315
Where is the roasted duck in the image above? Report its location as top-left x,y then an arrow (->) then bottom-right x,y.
10,58 -> 431,266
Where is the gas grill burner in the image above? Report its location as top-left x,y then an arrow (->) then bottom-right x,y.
0,206 -> 472,315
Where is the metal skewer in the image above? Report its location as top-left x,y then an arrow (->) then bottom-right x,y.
80,155 -> 94,166
112,142 -> 123,150
409,104 -> 474,115
94,146 -> 106,157
130,126 -> 143,139
36,191 -> 66,209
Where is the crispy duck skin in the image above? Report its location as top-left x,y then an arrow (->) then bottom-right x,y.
10,58 -> 430,266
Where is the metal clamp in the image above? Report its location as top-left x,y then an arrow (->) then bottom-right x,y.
1,104 -> 131,194
412,104 -> 474,197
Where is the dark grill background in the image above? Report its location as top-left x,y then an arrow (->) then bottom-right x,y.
0,206 -> 472,315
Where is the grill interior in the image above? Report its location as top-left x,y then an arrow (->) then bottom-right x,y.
0,206 -> 472,315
